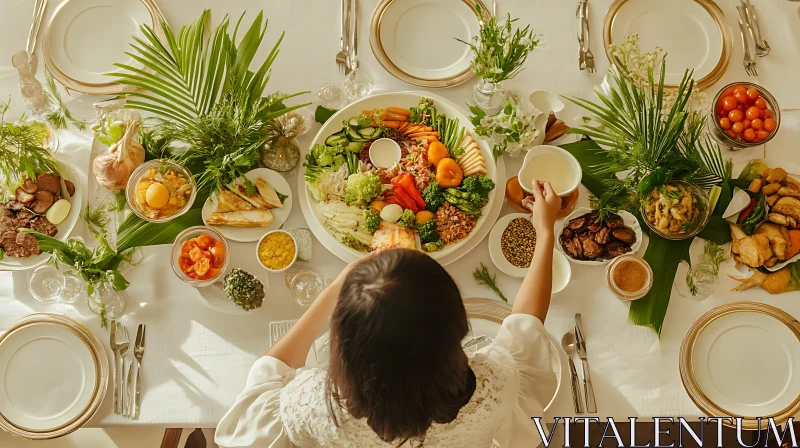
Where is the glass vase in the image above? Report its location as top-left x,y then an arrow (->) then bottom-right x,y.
260,135 -> 300,172
473,78 -> 507,115
675,262 -> 719,300
86,283 -> 127,320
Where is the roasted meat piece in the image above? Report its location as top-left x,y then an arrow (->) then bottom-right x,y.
15,209 -> 34,225
15,188 -> 35,204
562,228 -> 573,238
563,237 -> 583,259
5,200 -> 24,211
605,213 -> 625,229
36,173 -> 61,195
612,227 -> 636,244
30,217 -> 58,237
594,227 -> 611,245
21,178 -> 38,194
605,241 -> 632,258
581,236 -> 604,259
2,232 -> 41,257
64,179 -> 76,197
31,191 -> 55,214
567,216 -> 590,232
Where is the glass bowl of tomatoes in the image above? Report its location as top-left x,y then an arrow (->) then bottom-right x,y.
172,226 -> 229,287
711,82 -> 780,150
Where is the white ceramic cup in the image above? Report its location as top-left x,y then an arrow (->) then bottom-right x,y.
518,145 -> 582,196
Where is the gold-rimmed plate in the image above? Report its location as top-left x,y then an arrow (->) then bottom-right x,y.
43,0 -> 160,95
602,0 -> 732,89
680,302 -> 800,429
369,0 -> 489,87
463,298 -> 562,411
0,314 -> 108,440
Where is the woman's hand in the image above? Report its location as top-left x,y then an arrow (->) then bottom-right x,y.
522,180 -> 562,234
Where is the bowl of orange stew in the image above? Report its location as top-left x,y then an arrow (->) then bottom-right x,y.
171,226 -> 229,287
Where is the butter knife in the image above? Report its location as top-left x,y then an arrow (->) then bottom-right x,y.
110,320 -> 119,414
575,314 -> 597,413
349,0 -> 358,71
129,324 -> 146,419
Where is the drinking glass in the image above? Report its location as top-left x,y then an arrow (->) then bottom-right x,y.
87,283 -> 127,319
28,265 -> 81,303
284,270 -> 327,307
343,69 -> 374,100
675,262 -> 719,300
317,83 -> 349,110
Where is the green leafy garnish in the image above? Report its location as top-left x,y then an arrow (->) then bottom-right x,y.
473,263 -> 509,303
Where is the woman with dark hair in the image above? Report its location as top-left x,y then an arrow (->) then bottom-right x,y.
216,180 -> 560,448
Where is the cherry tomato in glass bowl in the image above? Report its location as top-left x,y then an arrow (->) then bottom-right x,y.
719,117 -> 732,130
721,96 -> 737,112
756,130 -> 771,141
754,97 -> 767,109
746,87 -> 759,100
745,107 -> 761,120
734,90 -> 749,104
732,122 -> 744,134
763,110 -> 773,119
751,118 -> 763,130
729,109 -> 745,123
764,118 -> 777,132
743,128 -> 756,142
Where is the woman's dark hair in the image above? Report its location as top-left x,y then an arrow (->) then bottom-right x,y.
326,248 -> 475,444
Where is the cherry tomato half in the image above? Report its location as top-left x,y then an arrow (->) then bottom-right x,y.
180,240 -> 198,258
194,258 -> 210,276
178,256 -> 192,273
729,109 -> 745,123
196,234 -> 215,249
189,246 -> 205,262
210,241 -> 226,268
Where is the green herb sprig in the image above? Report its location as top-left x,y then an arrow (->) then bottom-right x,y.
457,11 -> 542,83
44,70 -> 87,131
0,101 -> 62,196
473,263 -> 509,303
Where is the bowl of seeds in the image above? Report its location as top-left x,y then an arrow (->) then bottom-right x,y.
488,213 -> 539,278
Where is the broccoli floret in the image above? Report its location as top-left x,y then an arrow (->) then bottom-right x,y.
460,175 -> 496,197
422,181 -> 445,211
309,143 -> 346,170
398,209 -> 416,228
223,269 -> 265,311
363,209 -> 381,234
423,240 -> 444,252
418,220 -> 440,244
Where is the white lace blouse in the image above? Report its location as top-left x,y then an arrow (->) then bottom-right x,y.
215,314 -> 557,448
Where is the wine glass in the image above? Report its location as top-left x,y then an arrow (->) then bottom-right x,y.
284,269 -> 327,307
343,69 -> 374,100
28,265 -> 82,304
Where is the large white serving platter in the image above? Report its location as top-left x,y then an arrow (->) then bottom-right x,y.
45,0 -> 151,86
0,162 -> 84,271
605,0 -> 728,88
299,92 -> 505,266
202,168 -> 293,243
0,322 -> 97,431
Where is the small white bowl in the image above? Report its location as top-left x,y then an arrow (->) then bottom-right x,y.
256,230 -> 299,273
557,207 -> 643,266
369,138 -> 401,169
518,145 -> 582,196
487,213 -> 572,295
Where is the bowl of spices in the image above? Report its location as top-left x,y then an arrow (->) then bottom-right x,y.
257,230 -> 298,273
605,254 -> 653,301
488,213 -> 572,293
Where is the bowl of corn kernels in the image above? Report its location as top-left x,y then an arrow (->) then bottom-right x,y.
256,230 -> 298,273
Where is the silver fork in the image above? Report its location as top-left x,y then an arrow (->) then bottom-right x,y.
335,0 -> 349,75
116,325 -> 130,416
737,6 -> 758,76
742,0 -> 770,57
582,1 -> 595,73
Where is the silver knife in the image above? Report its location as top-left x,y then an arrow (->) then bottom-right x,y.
574,314 -> 597,413
110,320 -> 119,414
742,0 -> 769,57
576,1 -> 586,70
130,324 -> 146,419
349,0 -> 358,71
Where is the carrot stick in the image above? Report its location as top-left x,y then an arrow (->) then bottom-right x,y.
398,122 -> 409,132
382,121 -> 401,129
387,107 -> 411,116
403,125 -> 424,134
408,132 -> 440,139
362,109 -> 374,114
382,113 -> 408,121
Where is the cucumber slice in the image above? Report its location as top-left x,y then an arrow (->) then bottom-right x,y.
325,134 -> 346,146
371,128 -> 382,139
348,117 -> 361,127
347,142 -> 364,153
347,128 -> 364,141
358,127 -> 376,137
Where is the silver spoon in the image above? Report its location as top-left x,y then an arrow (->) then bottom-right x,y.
561,330 -> 585,414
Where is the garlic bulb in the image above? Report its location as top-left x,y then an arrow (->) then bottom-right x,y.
92,120 -> 145,190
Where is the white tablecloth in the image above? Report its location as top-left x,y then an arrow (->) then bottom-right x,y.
0,0 -> 799,428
